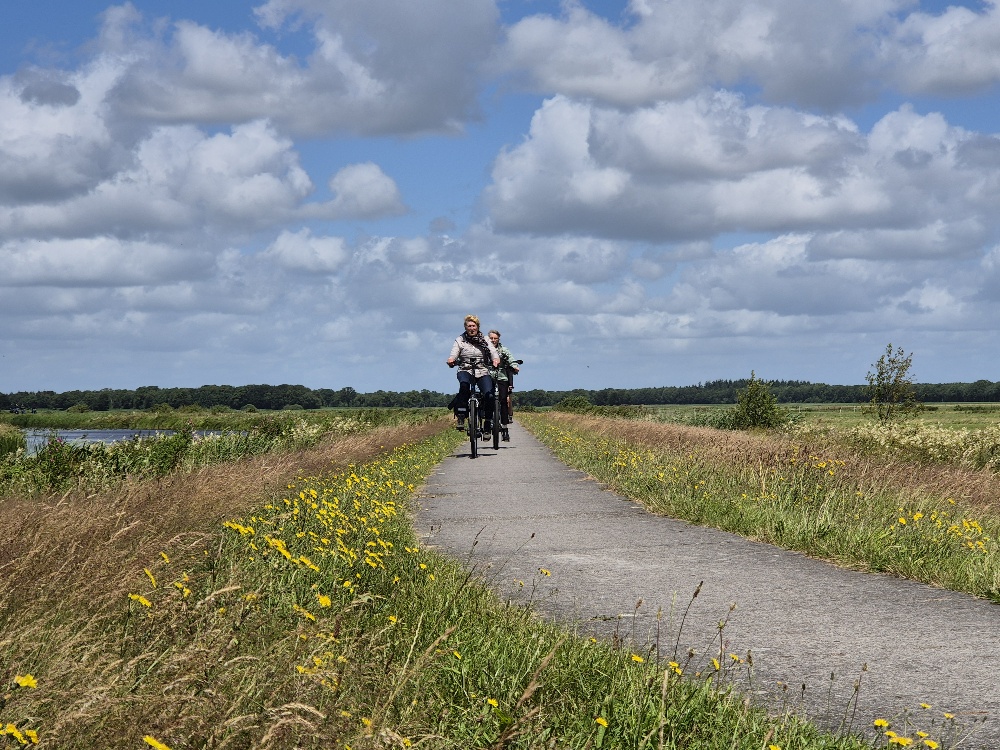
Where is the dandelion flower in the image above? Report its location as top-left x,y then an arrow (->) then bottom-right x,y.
631,654 -> 645,663
539,567 -> 551,576
943,713 -> 955,720
769,745 -> 782,750
923,741 -> 939,749
24,729 -> 39,744
452,650 -> 462,660
159,551 -> 170,563
487,698 -> 498,708
920,703 -> 932,709
143,736 -> 172,750
144,568 -> 157,588
595,717 -> 608,727
874,719 -> 890,728
129,593 -> 152,608
3,724 -> 26,744
14,674 -> 37,689
317,593 -> 332,608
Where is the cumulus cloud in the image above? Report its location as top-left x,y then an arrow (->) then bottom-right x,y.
889,2 -> 1000,94
0,237 -> 212,288
485,94 -> 1000,253
299,162 -> 405,220
263,228 -> 349,273
105,0 -> 500,136
497,0 -> 1000,109
0,119 -> 318,239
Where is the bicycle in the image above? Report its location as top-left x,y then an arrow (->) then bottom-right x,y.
501,359 -> 523,437
450,357 -> 500,458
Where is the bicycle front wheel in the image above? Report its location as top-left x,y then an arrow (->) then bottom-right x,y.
468,397 -> 478,459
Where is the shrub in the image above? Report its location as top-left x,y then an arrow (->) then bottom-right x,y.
865,343 -> 921,422
66,403 -> 90,413
0,423 -> 26,458
729,371 -> 790,429
282,404 -> 304,411
553,396 -> 594,413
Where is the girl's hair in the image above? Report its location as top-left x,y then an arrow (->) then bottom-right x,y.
464,315 -> 481,327
488,329 -> 500,338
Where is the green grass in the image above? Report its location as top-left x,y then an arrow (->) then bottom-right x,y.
0,408 -> 444,496
651,403 -> 1000,432
0,406 -> 445,432
1,424 -> 884,749
519,412 -> 1000,604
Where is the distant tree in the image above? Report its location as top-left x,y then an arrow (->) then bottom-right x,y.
865,343 -> 921,422
729,371 -> 789,429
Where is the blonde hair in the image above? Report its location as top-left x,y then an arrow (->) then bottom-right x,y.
464,314 -> 481,327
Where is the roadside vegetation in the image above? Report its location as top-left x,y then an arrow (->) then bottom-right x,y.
0,408 -> 442,496
6,417 -> 888,750
518,412 -> 1000,604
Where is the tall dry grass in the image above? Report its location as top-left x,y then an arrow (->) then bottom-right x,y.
559,413 -> 999,512
0,421 -> 444,623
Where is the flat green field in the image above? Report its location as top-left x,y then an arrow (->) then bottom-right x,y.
652,403 -> 1000,430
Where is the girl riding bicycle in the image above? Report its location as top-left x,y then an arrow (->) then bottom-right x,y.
446,315 -> 500,432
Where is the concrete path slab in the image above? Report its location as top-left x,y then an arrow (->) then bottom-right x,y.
414,421 -> 1000,748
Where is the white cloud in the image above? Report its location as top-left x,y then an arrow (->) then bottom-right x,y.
0,120 -> 314,238
498,0 -> 1000,109
107,0 -> 500,136
263,228 -> 350,273
486,94 -> 1000,251
889,2 -> 1000,94
0,237 -> 211,288
300,162 -> 405,220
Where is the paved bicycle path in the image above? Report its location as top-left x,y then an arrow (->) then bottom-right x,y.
414,421 -> 1000,748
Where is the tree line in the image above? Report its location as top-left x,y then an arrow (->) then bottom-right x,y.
3,378 -> 1000,412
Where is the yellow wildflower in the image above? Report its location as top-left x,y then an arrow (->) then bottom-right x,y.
631,654 -> 645,663
595,717 -> 608,727
143,736 -> 172,750
129,593 -> 152,608
14,674 -> 37,689
144,568 -> 157,588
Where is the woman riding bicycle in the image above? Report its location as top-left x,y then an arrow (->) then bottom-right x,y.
446,315 -> 500,432
487,329 -> 519,426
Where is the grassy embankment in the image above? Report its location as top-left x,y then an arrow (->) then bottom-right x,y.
519,411 -> 1000,603
0,409 -> 441,496
2,413 -> 878,749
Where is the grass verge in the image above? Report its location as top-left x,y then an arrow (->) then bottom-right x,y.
518,413 -> 1000,603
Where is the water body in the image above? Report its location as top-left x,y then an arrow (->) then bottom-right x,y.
23,429 -> 220,454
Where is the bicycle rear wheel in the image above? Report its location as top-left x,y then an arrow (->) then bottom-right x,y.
468,397 -> 478,458
492,392 -> 501,449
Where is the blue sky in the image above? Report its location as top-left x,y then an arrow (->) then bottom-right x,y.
2,0 -> 999,394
